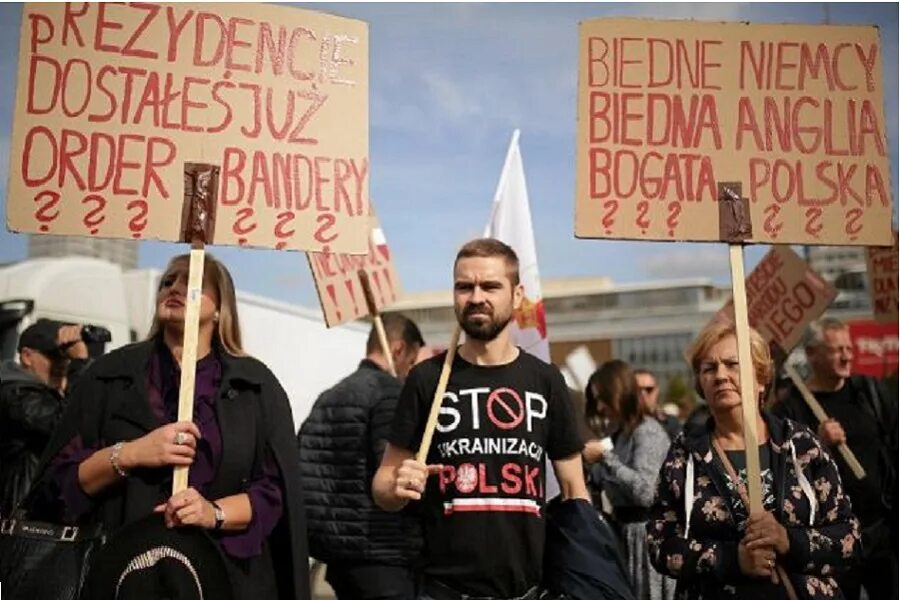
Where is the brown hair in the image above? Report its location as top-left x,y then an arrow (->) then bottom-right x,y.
454,238 -> 520,286
585,359 -> 649,435
687,321 -> 772,395
148,253 -> 244,357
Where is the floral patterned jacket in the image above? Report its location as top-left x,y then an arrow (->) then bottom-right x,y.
646,412 -> 861,600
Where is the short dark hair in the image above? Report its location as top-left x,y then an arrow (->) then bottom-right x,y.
366,313 -> 425,355
454,238 -> 520,286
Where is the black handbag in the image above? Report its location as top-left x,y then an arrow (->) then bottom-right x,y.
0,511 -> 105,599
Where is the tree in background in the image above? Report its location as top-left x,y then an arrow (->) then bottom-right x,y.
664,373 -> 696,420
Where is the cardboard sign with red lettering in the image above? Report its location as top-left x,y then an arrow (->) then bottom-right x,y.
711,246 -> 837,353
308,211 -> 400,327
865,231 -> 898,322
7,3 -> 370,253
575,19 -> 893,247
848,319 -> 899,377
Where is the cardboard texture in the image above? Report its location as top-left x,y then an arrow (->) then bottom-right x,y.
711,245 -> 837,353
8,2 -> 370,253
865,231 -> 898,322
575,19 -> 893,246
308,210 -> 400,327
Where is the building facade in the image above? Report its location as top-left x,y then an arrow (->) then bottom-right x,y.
384,274 -> 880,404
28,235 -> 138,270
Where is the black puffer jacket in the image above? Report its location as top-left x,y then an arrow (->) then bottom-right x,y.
0,360 -> 65,516
298,360 -> 422,565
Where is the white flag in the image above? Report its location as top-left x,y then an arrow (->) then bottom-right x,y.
484,130 -> 550,363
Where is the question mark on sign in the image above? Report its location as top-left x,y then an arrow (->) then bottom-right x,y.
805,207 -> 823,239
763,203 -> 783,239
127,199 -> 149,238
33,191 -> 61,232
274,211 -> 296,250
635,200 -> 650,234
666,201 -> 682,237
845,208 -> 863,241
233,207 -> 258,246
601,200 -> 618,234
81,195 -> 107,235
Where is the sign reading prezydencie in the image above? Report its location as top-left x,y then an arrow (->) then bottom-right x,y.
7,3 -> 370,253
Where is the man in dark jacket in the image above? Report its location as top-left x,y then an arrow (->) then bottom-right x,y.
0,319 -> 91,515
772,318 -> 898,600
298,313 -> 425,600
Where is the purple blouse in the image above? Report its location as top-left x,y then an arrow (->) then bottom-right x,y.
51,345 -> 283,559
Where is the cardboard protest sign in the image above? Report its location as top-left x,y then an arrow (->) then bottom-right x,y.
576,19 -> 893,247
711,246 -> 837,354
308,211 -> 399,326
865,231 -> 898,322
7,3 -> 369,253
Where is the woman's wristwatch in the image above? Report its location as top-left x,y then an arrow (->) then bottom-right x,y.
210,500 -> 225,530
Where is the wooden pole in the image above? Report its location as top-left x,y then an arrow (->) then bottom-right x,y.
359,270 -> 396,377
172,240 -> 205,495
416,326 -> 461,463
729,244 -> 764,513
783,363 -> 867,479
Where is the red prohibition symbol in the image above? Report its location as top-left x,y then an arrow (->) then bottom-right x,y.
486,387 -> 525,430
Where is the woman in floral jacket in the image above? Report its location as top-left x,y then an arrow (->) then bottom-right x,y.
647,322 -> 860,600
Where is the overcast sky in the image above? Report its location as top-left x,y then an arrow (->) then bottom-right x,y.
0,2 -> 896,309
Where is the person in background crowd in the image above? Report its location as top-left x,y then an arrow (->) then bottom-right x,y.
299,314 -> 425,600
583,360 -> 674,600
634,368 -> 681,441
373,238 -> 589,600
772,318 -> 898,600
34,254 -> 310,600
0,320 -> 91,516
648,322 -> 860,600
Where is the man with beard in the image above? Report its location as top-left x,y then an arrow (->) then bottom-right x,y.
373,238 -> 589,600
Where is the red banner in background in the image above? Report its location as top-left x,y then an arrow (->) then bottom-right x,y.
847,320 -> 899,378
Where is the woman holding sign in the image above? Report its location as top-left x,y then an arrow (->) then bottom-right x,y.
33,254 -> 310,600
646,322 -> 860,600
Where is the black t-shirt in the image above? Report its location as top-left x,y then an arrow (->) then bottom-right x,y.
389,349 -> 583,597
814,384 -> 883,524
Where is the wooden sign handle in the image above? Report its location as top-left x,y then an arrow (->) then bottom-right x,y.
172,240 -> 205,495
783,364 -> 867,480
359,270 -> 396,377
416,326 -> 461,463
729,244 -> 764,513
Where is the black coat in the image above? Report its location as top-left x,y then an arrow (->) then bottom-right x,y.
34,340 -> 310,600
298,359 -> 421,565
0,361 -> 65,516
543,497 -> 634,600
647,413 -> 861,600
